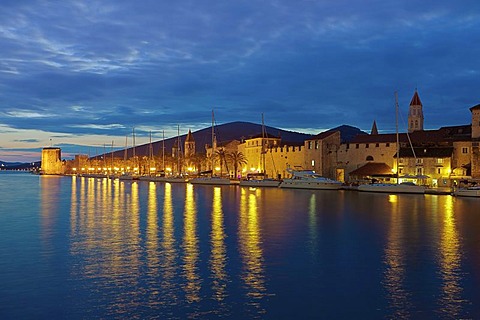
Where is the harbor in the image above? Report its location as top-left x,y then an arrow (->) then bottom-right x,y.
1,171 -> 479,319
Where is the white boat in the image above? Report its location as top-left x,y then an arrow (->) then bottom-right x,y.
279,169 -> 342,190
118,173 -> 139,181
358,182 -> 425,194
190,176 -> 231,185
453,186 -> 480,197
164,176 -> 188,183
239,173 -> 281,187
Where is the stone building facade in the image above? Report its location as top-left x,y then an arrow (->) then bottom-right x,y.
41,147 -> 64,175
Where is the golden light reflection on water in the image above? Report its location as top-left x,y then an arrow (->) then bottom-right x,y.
210,187 -> 228,303
383,196 -> 412,319
308,194 -> 317,256
183,183 -> 201,303
438,196 -> 464,318
239,188 -> 266,314
146,182 -> 160,300
69,177 -> 144,316
161,182 -> 178,304
40,176 -> 61,252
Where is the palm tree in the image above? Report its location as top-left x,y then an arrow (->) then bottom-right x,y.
215,149 -> 227,176
227,151 -> 247,179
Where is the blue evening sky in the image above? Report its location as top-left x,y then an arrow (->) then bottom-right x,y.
1,0 -> 479,161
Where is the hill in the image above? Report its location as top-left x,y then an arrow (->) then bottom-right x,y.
106,121 -> 314,159
101,121 -> 365,159
324,125 -> 367,143
0,161 -> 41,170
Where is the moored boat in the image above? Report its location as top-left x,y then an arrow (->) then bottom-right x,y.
164,176 -> 188,183
453,186 -> 480,197
357,181 -> 425,194
189,176 -> 231,185
279,169 -> 342,190
239,173 -> 281,187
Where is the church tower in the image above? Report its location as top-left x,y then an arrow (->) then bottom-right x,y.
471,104 -> 480,140
470,104 -> 480,179
184,129 -> 195,158
371,120 -> 378,135
408,89 -> 424,133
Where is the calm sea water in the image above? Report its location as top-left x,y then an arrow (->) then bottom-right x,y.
1,171 -> 479,319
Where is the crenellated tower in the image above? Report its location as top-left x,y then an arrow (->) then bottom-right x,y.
408,89 -> 424,133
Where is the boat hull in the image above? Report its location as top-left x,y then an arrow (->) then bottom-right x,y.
357,183 -> 425,194
163,177 -> 188,183
239,179 -> 281,187
279,180 -> 342,190
189,177 -> 231,185
454,188 -> 480,197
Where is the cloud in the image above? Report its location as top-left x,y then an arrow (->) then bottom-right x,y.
0,0 -> 479,161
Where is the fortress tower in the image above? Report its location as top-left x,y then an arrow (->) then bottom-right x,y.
408,90 -> 424,133
41,147 -> 64,175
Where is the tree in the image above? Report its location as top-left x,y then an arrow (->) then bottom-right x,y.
215,149 -> 227,176
227,151 -> 247,179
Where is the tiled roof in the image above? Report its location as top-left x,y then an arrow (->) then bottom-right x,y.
470,104 -> 480,111
349,162 -> 393,176
410,90 -> 422,106
371,120 -> 378,135
185,130 -> 195,142
349,125 -> 471,144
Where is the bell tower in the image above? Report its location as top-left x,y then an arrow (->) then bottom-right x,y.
184,129 -> 195,158
471,104 -> 480,179
408,89 -> 424,133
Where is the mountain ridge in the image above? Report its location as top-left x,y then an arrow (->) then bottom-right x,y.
108,121 -> 366,158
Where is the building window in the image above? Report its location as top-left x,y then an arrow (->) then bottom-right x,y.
416,158 -> 423,164
375,143 -> 379,147
311,160 -> 315,167
365,144 -> 369,148
416,167 -> 424,175
308,141 -> 312,149
436,158 -> 444,164
315,141 -> 319,149
346,144 -> 350,149
399,168 -> 403,174
462,147 -> 468,154
386,143 -> 390,147
366,156 -> 374,161
399,158 -> 404,164
437,168 -> 442,174
356,144 -> 359,149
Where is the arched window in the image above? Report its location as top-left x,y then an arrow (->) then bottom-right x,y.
366,156 -> 374,161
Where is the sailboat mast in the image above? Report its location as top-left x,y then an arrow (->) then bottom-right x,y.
149,131 -> 153,174
124,135 -> 128,172
111,141 -> 114,172
177,124 -> 181,176
395,92 -> 400,184
261,113 -> 266,175
132,127 -> 136,173
162,130 -> 165,173
211,109 -> 215,177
